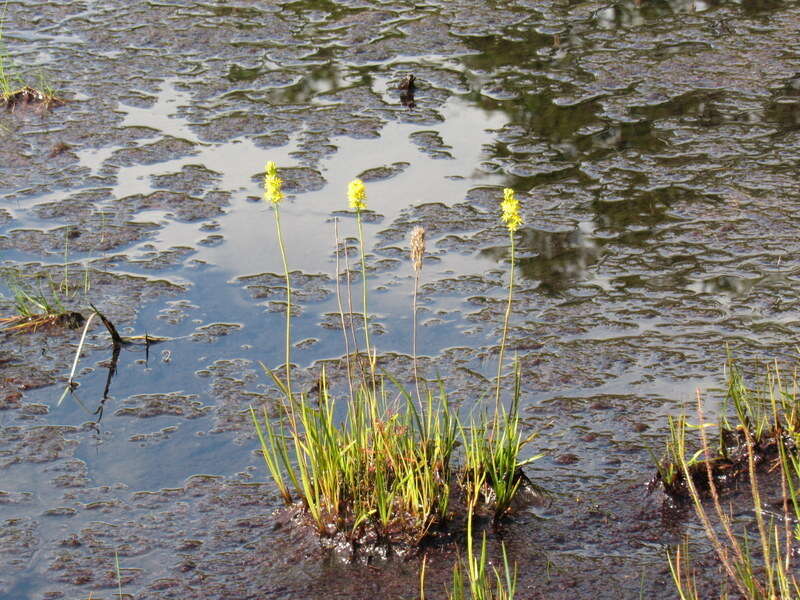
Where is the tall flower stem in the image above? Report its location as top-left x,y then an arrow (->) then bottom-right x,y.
356,210 -> 375,380
494,232 -> 515,417
274,206 -> 292,399
347,179 -> 375,384
410,226 -> 426,410
264,161 -> 291,399
333,218 -> 355,403
495,187 -> 522,421
412,266 -> 421,405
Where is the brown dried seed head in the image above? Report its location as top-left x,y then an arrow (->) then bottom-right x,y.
410,226 -> 426,273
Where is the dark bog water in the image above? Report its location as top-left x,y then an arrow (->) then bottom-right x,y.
2,0 -> 800,598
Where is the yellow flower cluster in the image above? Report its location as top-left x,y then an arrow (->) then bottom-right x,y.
348,179 -> 367,211
264,161 -> 285,205
500,187 -> 522,232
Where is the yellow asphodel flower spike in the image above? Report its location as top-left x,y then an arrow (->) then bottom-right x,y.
348,179 -> 367,211
264,161 -> 285,205
500,187 -> 522,232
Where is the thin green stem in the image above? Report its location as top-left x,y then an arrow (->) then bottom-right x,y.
115,551 -> 123,600
412,269 -> 422,409
273,205 -> 292,399
495,231 -> 515,417
333,219 -> 355,404
0,1 -> 9,98
63,232 -> 70,296
356,210 -> 374,381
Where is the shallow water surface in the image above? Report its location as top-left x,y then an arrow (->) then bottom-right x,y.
2,0 -> 800,598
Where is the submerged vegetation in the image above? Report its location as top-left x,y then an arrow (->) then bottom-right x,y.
251,164 -> 537,562
655,360 -> 800,599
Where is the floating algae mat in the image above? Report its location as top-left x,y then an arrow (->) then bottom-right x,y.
3,0 -> 800,598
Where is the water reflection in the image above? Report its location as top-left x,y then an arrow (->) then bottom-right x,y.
688,272 -> 794,300
284,0 -> 354,18
577,121 -> 664,157
594,0 -> 700,29
631,90 -> 724,125
738,0 -> 784,15
205,3 -> 263,20
688,274 -> 756,297
227,64 -> 261,83
590,0 -> 780,27
460,28 -> 557,72
265,53 -> 347,105
592,189 -> 682,234
765,96 -> 800,131
478,185 -> 690,295
516,224 -> 601,293
765,75 -> 800,131
480,224 -> 601,294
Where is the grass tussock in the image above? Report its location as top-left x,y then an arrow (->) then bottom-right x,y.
252,365 -> 535,551
462,387 -> 540,524
0,283 -> 84,333
659,359 -> 800,599
251,164 -> 538,558
654,359 -> 792,499
253,374 -> 458,548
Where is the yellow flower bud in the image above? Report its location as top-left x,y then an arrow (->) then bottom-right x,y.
348,179 -> 367,211
500,187 -> 522,232
264,161 -> 285,205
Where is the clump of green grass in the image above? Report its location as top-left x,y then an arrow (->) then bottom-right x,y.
253,373 -> 457,547
660,360 -> 800,599
462,374 -> 541,523
0,3 -> 17,101
0,281 -> 84,332
653,358 -> 789,498
253,366 -> 534,549
251,166 -> 538,554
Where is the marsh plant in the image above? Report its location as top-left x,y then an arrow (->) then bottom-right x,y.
263,161 -> 293,398
251,165 -> 537,554
655,360 -> 792,498
0,278 -> 84,333
661,361 -> 800,599
495,188 -> 522,415
0,14 -> 16,99
253,377 -> 458,547
410,224 -> 426,406
418,477 -> 518,600
462,382 -> 540,524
